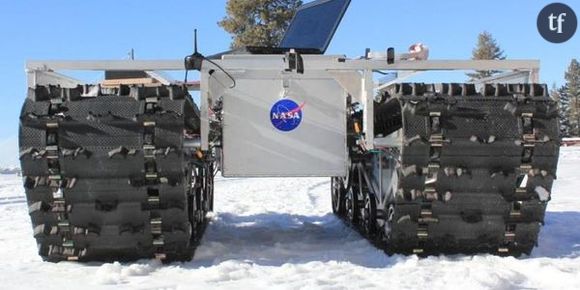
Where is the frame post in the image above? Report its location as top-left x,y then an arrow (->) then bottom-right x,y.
362,69 -> 374,150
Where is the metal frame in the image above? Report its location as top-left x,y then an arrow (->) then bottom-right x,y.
26,57 -> 541,151
26,59 -> 540,73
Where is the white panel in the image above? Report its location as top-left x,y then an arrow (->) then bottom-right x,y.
221,72 -> 347,177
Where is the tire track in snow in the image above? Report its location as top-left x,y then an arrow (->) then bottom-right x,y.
305,179 -> 330,210
0,195 -> 26,206
0,195 -> 25,201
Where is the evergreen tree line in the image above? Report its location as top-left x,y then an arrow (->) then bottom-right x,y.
552,60 -> 580,138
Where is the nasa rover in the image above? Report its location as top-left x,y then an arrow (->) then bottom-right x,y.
20,0 -> 559,261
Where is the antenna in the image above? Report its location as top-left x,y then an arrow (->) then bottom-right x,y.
194,29 -> 198,54
183,28 -> 236,88
184,28 -> 204,71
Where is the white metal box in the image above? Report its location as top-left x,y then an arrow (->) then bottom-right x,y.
220,71 -> 347,177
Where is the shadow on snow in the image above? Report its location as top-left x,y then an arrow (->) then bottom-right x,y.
184,210 -> 580,268
531,211 -> 580,259
187,212 -> 396,269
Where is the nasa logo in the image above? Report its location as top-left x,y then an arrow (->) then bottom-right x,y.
270,99 -> 305,132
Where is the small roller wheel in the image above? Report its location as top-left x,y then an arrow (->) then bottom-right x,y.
383,204 -> 396,255
346,166 -> 363,223
331,177 -> 346,215
346,187 -> 358,223
362,193 -> 377,235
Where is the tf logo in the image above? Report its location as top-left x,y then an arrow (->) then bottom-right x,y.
538,3 -> 577,43
270,99 -> 305,132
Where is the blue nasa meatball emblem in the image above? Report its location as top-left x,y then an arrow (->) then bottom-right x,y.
270,99 -> 305,132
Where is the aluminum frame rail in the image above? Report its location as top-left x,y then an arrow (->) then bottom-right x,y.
25,58 -> 540,151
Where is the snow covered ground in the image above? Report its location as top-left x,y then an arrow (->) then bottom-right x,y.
0,148 -> 579,290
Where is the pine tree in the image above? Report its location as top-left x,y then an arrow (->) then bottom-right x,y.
467,31 -> 506,81
219,0 -> 303,49
564,59 -> 580,136
552,83 -> 572,138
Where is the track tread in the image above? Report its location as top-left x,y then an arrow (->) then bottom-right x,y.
19,84 -> 210,262
340,83 -> 559,256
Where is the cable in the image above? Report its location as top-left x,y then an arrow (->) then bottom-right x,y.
183,57 -> 190,83
183,55 -> 236,89
202,57 -> 236,89
375,70 -> 391,75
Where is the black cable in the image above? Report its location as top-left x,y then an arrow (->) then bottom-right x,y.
183,55 -> 236,89
202,57 -> 236,89
183,56 -> 190,83
375,70 -> 391,75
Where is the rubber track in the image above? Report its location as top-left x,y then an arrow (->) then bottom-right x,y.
19,84 -> 206,262
341,83 -> 559,256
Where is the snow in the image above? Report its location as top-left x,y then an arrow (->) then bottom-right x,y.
0,148 -> 579,289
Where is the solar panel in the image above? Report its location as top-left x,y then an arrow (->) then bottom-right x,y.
279,0 -> 351,54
